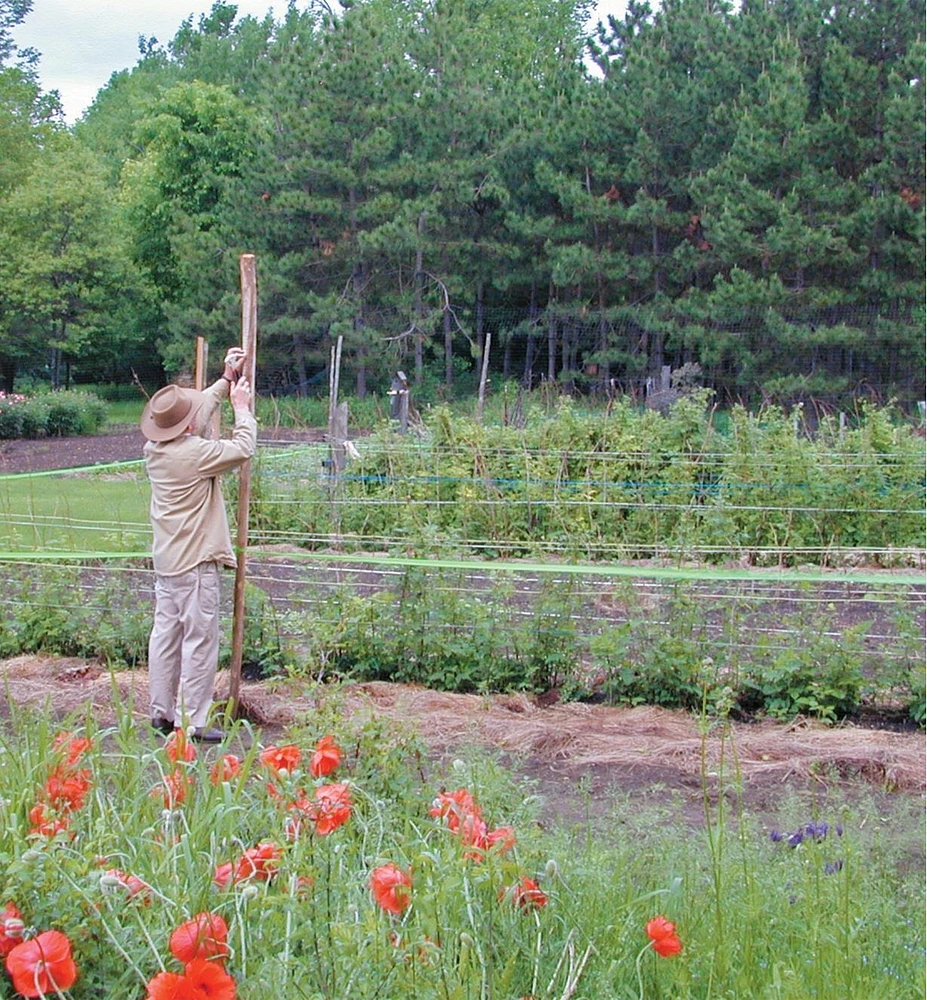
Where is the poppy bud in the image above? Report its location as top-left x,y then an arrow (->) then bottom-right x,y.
2,918 -> 24,939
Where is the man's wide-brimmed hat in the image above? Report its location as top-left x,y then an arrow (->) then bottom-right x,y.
140,384 -> 208,442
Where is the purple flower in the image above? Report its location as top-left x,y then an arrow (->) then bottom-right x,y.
787,830 -> 804,848
769,830 -> 784,843
824,860 -> 844,875
805,822 -> 829,841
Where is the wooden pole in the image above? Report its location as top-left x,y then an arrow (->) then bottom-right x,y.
194,337 -> 207,390
477,330 -> 492,423
228,254 -> 257,717
194,337 -> 220,437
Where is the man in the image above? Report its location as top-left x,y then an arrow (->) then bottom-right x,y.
140,347 -> 256,742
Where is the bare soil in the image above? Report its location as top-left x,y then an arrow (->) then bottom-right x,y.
0,425 -> 325,474
0,430 -> 923,849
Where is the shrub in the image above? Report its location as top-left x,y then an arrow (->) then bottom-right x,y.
0,390 -> 108,439
739,621 -> 867,721
0,391 -> 26,438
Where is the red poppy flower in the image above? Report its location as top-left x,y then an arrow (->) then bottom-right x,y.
210,754 -> 242,785
234,842 -> 281,882
53,732 -> 92,766
370,863 -> 412,915
165,731 -> 196,764
44,766 -> 92,812
145,959 -> 236,1000
309,735 -> 341,778
646,915 -> 683,957
183,958 -> 236,999
169,912 -> 230,964
507,877 -> 547,911
5,929 -> 78,997
103,868 -> 153,901
213,862 -> 234,890
145,969 -> 190,999
259,745 -> 301,774
27,803 -> 70,839
0,902 -> 24,958
429,788 -> 481,832
310,783 -> 352,836
158,768 -> 193,808
486,826 -> 516,853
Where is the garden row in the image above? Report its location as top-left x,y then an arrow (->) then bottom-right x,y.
0,562 -> 922,725
246,396 -> 925,563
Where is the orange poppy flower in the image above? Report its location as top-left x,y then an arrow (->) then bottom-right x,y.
169,912 -> 230,965
429,788 -> 481,833
309,735 -> 341,778
259,745 -> 301,774
102,869 -> 153,901
165,731 -> 196,764
310,782 -> 352,836
53,732 -> 92,766
44,766 -> 92,812
5,929 -> 78,997
146,958 -> 236,1000
27,803 -> 70,839
0,902 -> 24,958
234,842 -> 282,883
645,915 -> 682,957
210,754 -> 242,785
370,863 -> 412,915
507,876 -> 547,911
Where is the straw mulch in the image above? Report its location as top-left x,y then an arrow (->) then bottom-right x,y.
2,656 -> 921,794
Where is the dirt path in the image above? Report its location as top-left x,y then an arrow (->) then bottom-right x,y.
0,425 -> 325,474
1,656 -> 922,842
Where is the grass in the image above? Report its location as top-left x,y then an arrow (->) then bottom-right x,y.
0,469 -> 150,554
0,696 -> 922,999
104,399 -> 146,427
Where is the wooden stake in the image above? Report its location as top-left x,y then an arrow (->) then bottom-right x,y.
194,337 -> 220,437
477,330 -> 492,423
228,254 -> 257,717
194,336 -> 207,390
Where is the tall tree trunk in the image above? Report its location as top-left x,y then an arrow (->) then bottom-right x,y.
350,185 -> 367,397
414,212 -> 426,386
475,279 -> 485,364
547,283 -> 557,382
443,307 -> 453,387
523,281 -> 538,386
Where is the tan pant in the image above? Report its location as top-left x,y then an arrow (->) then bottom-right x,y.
148,562 -> 221,730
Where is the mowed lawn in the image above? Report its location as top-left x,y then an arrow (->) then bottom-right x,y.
0,465 -> 152,554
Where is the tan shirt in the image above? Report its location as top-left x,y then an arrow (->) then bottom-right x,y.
144,379 -> 257,576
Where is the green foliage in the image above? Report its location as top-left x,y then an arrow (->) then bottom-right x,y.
297,569 -> 580,695
0,565 -> 149,665
249,398 -> 924,562
219,582 -> 287,680
740,621 -> 868,722
590,593 -> 722,711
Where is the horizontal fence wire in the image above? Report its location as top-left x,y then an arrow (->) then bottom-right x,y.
0,433 -> 922,696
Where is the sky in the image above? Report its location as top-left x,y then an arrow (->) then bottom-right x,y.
13,1 -> 628,124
